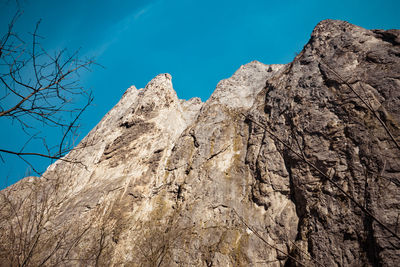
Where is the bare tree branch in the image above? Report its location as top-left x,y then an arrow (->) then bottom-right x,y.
0,7 -> 96,177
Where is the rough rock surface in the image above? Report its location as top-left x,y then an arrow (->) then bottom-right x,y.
1,20 -> 400,266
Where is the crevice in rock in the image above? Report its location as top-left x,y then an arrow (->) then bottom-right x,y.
165,163 -> 187,172
318,62 -> 342,89
207,145 -> 230,161
372,30 -> 400,46
251,129 -> 269,209
263,82 -> 274,115
189,129 -> 200,148
176,184 -> 183,199
363,215 -> 381,266
243,114 -> 267,209
281,144 -> 311,266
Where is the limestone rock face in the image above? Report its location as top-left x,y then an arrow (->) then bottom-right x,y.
1,20 -> 400,266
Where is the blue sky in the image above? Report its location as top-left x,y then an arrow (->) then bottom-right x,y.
1,0 -> 399,188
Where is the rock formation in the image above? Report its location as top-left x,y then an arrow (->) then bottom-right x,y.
1,19 -> 399,266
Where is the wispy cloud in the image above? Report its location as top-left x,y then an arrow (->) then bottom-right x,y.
134,5 -> 151,20
84,1 -> 160,59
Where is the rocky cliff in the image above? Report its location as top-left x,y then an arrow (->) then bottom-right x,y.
1,20 -> 400,266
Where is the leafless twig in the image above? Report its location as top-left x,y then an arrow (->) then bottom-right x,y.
0,8 -> 95,176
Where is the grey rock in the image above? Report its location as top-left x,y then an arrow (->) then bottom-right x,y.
1,20 -> 399,266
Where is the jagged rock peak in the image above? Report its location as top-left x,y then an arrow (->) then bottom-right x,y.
144,73 -> 173,92
134,73 -> 179,111
311,19 -> 365,37
208,60 -> 284,109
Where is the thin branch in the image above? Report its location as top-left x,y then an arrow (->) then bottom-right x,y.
231,208 -> 307,266
242,113 -> 400,243
0,148 -> 88,171
58,92 -> 93,156
319,59 -> 400,152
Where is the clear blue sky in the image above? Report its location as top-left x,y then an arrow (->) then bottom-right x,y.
1,0 -> 399,188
